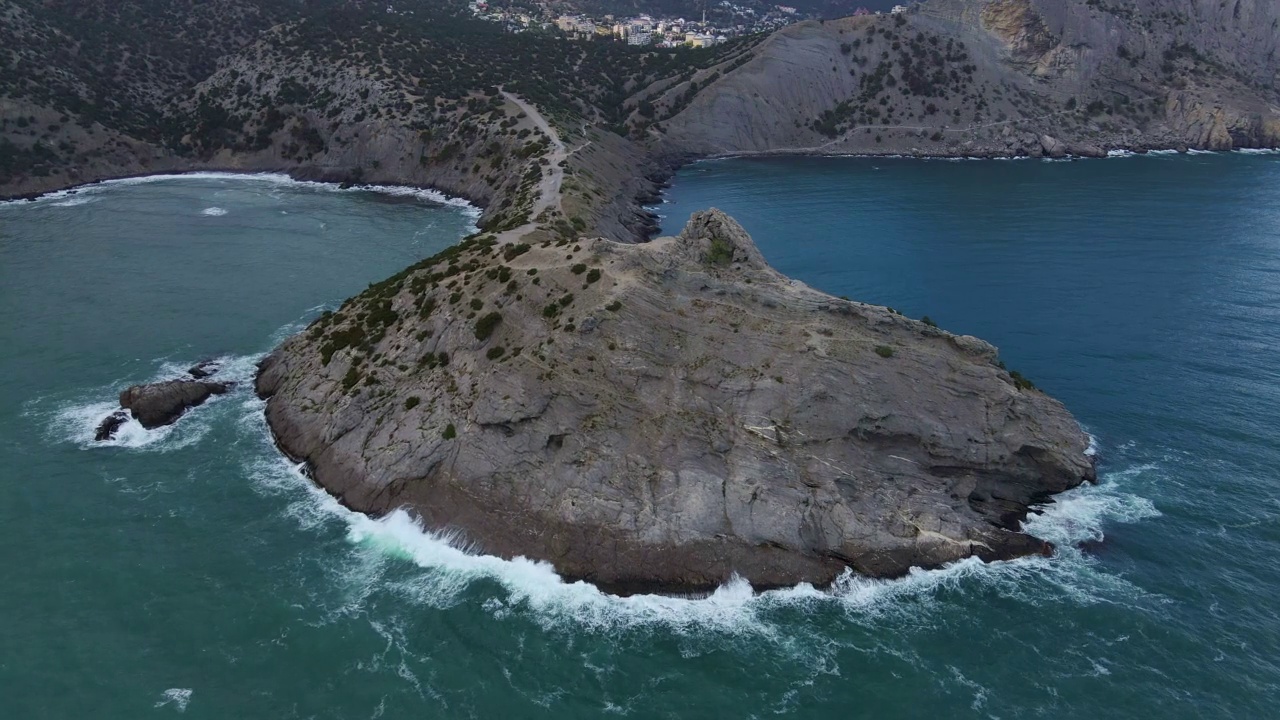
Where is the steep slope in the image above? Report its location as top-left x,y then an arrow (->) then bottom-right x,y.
0,0 -> 302,190
0,0 -> 746,238
656,0 -> 1280,157
256,211 -> 1095,594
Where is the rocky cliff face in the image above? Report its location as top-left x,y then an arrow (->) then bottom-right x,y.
657,0 -> 1280,158
256,210 -> 1095,594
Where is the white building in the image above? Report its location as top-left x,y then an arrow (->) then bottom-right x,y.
555,15 -> 596,34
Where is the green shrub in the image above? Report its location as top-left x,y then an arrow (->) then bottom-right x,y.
875,345 -> 895,358
921,315 -> 938,328
404,396 -> 421,410
442,423 -> 457,440
487,346 -> 506,360
586,268 -> 602,284
1009,370 -> 1037,391
503,243 -> 531,261
704,236 -> 733,266
605,300 -> 622,312
470,297 -> 484,311
342,366 -> 362,389
474,311 -> 502,340
571,263 -> 588,274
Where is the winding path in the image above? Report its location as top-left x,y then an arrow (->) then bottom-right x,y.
501,91 -> 566,221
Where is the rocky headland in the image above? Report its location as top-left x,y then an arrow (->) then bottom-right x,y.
255,210 -> 1094,593
13,0 -> 1273,592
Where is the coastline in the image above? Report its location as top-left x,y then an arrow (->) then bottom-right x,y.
6,142 -> 1277,233
702,144 -> 1280,164
0,167 -> 487,217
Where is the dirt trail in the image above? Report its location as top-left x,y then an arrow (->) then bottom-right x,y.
501,91 -> 565,221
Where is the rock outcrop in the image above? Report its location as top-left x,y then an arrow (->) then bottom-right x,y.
256,211 -> 1095,594
94,411 -> 129,442
119,380 -> 230,429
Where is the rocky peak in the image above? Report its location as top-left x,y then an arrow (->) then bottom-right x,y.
673,208 -> 771,271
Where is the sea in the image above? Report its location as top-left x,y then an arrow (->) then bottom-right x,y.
1,155 -> 1277,718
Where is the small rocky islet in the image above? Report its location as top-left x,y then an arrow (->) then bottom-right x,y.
94,362 -> 231,440
254,210 -> 1095,594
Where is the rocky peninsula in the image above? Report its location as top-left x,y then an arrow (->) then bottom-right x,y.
256,210 -> 1094,593
14,0 -> 1276,593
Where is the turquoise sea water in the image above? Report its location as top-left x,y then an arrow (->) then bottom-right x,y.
2,156 -> 1279,717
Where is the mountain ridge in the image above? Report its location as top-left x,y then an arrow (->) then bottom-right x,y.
4,0 -> 1278,239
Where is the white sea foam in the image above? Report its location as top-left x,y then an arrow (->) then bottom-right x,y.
1235,148 -> 1280,155
53,319 -> 1158,631
44,350 -> 266,452
2,172 -> 481,218
239,408 -> 1161,633
1186,148 -> 1216,156
201,206 -> 228,216
51,195 -> 98,207
1107,149 -> 1135,158
154,688 -> 192,712
1024,465 -> 1161,546
0,186 -> 99,209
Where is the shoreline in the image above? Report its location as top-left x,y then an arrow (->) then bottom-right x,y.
703,144 -> 1280,163
0,166 -> 489,217
7,143 -> 1278,217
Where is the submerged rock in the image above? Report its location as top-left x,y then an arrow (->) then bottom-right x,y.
94,411 -> 129,441
257,210 -> 1095,594
119,380 -> 230,429
187,360 -> 220,379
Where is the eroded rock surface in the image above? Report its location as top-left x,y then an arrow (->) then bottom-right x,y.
119,380 -> 230,429
257,211 -> 1095,594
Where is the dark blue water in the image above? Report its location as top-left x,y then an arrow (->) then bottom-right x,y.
1,157 -> 1278,718
656,152 -> 1280,716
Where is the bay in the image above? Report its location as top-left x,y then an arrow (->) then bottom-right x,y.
2,155 -> 1278,718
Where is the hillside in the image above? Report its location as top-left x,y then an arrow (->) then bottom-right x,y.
656,0 -> 1280,157
3,0 -> 1278,230
0,0 -> 753,239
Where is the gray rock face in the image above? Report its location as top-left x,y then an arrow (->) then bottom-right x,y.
257,210 -> 1095,594
119,380 -> 230,429
1040,135 -> 1068,158
658,0 -> 1280,160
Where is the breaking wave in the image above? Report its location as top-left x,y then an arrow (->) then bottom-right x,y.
42,352 -> 260,451
1,172 -> 482,218
201,206 -> 228,216
235,387 -> 1162,632
154,688 -> 192,712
